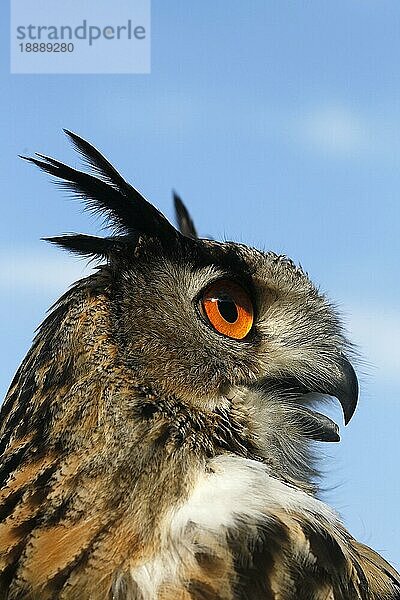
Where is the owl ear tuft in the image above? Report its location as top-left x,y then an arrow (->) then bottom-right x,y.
42,234 -> 132,259
21,131 -> 179,247
173,191 -> 198,239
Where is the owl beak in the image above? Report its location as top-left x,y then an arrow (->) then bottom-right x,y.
326,356 -> 359,425
302,355 -> 359,425
334,357 -> 359,425
297,408 -> 341,442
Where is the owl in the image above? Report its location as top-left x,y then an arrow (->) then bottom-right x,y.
0,131 -> 399,600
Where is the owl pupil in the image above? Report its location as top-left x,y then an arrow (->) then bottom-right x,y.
217,299 -> 238,323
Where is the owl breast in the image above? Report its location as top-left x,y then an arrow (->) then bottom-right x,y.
125,455 -> 338,600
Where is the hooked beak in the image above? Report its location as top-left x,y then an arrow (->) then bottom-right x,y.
332,356 -> 359,425
252,354 -> 359,443
285,354 -> 359,442
304,355 -> 359,426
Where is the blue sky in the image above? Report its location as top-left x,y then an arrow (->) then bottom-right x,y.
1,1 -> 399,568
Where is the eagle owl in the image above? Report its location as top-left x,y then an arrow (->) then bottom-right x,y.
0,131 -> 398,600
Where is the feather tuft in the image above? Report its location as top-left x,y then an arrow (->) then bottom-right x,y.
43,234 -> 128,259
173,191 -> 198,239
21,133 -> 178,248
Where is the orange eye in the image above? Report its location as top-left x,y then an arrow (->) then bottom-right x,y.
200,280 -> 254,340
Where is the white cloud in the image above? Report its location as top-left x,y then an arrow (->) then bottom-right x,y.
298,105 -> 370,156
288,102 -> 400,163
95,89 -> 400,164
0,250 -> 92,292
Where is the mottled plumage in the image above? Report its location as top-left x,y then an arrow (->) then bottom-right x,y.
0,131 -> 398,599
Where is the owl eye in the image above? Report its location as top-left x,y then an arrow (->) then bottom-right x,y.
200,280 -> 254,340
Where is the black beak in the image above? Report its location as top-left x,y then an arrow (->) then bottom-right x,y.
335,356 -> 359,425
300,354 -> 359,426
297,408 -> 341,442
254,354 -> 359,443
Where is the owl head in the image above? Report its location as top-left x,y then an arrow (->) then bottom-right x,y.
22,131 -> 358,488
